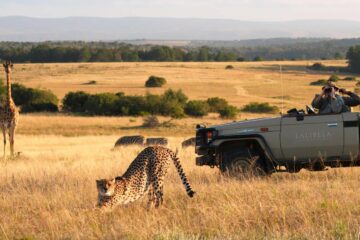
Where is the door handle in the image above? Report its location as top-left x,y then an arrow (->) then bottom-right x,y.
327,123 -> 338,127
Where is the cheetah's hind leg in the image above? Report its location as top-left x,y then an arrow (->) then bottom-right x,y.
146,186 -> 155,210
153,177 -> 165,208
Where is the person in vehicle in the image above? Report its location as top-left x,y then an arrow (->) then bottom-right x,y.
312,83 -> 360,114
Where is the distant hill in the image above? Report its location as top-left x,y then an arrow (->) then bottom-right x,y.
1,16 -> 360,41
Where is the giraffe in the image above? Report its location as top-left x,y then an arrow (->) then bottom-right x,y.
1,60 -> 19,159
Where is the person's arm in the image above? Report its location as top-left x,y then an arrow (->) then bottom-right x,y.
312,91 -> 325,109
340,89 -> 360,107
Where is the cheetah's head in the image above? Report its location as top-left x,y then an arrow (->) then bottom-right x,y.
96,178 -> 116,197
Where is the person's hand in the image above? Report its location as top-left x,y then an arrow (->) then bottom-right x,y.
339,88 -> 349,95
320,88 -> 326,97
330,87 -> 336,99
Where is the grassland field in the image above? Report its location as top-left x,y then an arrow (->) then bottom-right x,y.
1,60 -> 360,239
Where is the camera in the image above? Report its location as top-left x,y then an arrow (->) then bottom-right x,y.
323,85 -> 339,94
324,87 -> 332,93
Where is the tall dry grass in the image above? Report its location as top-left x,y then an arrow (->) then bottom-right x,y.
1,135 -> 360,239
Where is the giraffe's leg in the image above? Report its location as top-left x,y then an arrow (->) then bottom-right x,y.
2,127 -> 6,160
9,125 -> 15,157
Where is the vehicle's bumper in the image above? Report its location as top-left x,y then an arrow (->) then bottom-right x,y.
196,154 -> 216,166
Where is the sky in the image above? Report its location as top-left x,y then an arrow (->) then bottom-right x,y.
1,0 -> 360,21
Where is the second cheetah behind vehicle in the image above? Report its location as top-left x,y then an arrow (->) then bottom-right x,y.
96,146 -> 195,210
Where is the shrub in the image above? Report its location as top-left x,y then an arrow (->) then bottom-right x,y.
310,79 -> 328,86
114,95 -> 148,116
62,91 -> 90,112
159,89 -> 188,118
308,63 -> 326,71
207,97 -> 229,112
145,76 -> 166,88
20,88 -> 59,112
253,56 -> 263,62
242,102 -> 279,113
0,83 -> 59,112
328,75 -> 340,82
84,93 -> 118,115
218,105 -> 239,119
85,80 -> 97,85
225,65 -> 234,70
142,115 -> 160,128
343,76 -> 357,81
185,100 -> 209,117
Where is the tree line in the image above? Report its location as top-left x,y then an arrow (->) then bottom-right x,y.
1,40 -> 360,63
0,43 -> 238,63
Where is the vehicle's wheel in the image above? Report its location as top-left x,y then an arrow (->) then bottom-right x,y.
221,155 -> 267,179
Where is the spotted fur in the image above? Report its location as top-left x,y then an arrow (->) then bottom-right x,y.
96,146 -> 195,210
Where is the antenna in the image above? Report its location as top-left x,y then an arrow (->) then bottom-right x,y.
280,64 -> 284,115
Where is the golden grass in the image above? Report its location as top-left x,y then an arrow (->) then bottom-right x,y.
17,113 -> 272,136
1,61 -> 360,239
10,60 -> 358,111
1,135 -> 360,239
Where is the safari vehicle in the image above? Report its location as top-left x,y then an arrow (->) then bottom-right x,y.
195,107 -> 360,177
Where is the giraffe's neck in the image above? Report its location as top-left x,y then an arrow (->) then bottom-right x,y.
6,72 -> 12,104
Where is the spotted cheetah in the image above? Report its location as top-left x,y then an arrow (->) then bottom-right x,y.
96,146 -> 195,210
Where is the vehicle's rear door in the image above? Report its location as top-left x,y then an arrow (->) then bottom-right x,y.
280,114 -> 343,160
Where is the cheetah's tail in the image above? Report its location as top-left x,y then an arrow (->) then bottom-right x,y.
171,151 -> 195,198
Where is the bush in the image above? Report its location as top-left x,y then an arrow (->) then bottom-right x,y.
328,75 -> 340,82
84,93 -> 118,115
343,76 -> 357,81
253,56 -> 263,62
242,102 -> 279,113
61,88 -> 188,118
142,115 -> 160,128
308,63 -> 326,71
310,79 -> 328,86
185,100 -> 209,117
225,65 -> 234,70
218,105 -> 239,119
62,91 -> 90,112
0,83 -> 59,112
20,88 -> 59,112
207,97 -> 229,112
145,76 -> 167,88
85,80 -> 97,85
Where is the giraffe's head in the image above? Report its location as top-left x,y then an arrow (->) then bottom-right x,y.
3,60 -> 13,74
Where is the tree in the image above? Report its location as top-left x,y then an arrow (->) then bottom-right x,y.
197,47 -> 210,61
347,46 -> 360,73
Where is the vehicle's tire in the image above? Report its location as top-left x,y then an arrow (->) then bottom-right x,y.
220,153 -> 268,179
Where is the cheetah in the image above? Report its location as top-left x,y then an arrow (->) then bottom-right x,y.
96,146 -> 195,210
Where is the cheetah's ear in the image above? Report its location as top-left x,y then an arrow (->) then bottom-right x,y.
110,178 -> 116,184
96,180 -> 101,185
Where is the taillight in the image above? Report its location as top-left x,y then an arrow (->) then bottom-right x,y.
206,130 -> 217,143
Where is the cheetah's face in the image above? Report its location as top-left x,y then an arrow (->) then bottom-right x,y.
96,179 -> 116,196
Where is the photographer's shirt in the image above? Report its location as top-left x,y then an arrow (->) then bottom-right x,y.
312,95 -> 348,114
